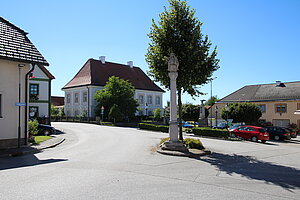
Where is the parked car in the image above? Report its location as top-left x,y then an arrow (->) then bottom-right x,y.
230,125 -> 269,143
285,128 -> 297,138
228,124 -> 242,131
265,126 -> 291,141
213,122 -> 227,129
37,124 -> 56,136
182,121 -> 194,128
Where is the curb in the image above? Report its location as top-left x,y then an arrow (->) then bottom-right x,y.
0,137 -> 65,157
157,148 -> 211,158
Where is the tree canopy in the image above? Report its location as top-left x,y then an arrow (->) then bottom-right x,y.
94,76 -> 138,120
182,103 -> 209,121
146,0 -> 219,139
205,96 -> 219,107
220,103 -> 262,124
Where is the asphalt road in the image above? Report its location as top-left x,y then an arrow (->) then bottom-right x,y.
0,122 -> 299,200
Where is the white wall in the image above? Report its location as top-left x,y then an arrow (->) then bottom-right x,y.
29,65 -> 50,117
0,59 -> 29,140
63,86 -> 163,117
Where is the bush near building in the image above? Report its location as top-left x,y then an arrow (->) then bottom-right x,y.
193,127 -> 229,138
138,123 -> 169,133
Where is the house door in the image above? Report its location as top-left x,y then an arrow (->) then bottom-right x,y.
273,119 -> 290,128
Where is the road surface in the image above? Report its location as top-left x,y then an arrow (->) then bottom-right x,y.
0,122 -> 299,200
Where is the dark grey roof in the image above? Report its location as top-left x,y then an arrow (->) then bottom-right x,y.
0,17 -> 49,66
218,81 -> 300,103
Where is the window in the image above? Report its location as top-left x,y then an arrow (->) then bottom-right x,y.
155,96 -> 161,105
139,95 -> 144,105
74,93 -> 79,103
83,92 -> 87,102
0,94 -> 2,118
147,96 -> 152,104
29,106 -> 39,119
275,104 -> 287,113
258,104 -> 266,113
29,84 -> 39,95
297,103 -> 300,110
67,94 -> 71,103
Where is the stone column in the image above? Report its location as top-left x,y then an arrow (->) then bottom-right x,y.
161,53 -> 187,152
169,72 -> 178,142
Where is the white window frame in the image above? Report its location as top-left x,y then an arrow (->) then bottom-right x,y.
83,92 -> 87,103
67,93 -> 71,104
139,95 -> 144,105
147,95 -> 152,105
155,96 -> 161,105
74,93 -> 79,103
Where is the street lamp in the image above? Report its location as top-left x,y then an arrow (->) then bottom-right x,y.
215,105 -> 218,127
18,64 -> 25,148
225,104 -> 229,128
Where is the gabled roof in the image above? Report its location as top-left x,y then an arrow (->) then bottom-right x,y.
38,64 -> 55,79
62,58 -> 164,92
218,81 -> 300,103
0,17 -> 49,66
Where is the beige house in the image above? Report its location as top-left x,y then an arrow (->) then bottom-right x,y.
212,81 -> 300,128
0,17 -> 49,148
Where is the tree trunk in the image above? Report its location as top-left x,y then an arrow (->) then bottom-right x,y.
178,89 -> 183,141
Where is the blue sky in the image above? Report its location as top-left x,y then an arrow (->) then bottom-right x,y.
1,0 -> 300,106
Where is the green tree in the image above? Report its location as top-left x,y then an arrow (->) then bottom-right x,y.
94,76 -> 138,121
182,103 -> 209,121
154,108 -> 162,121
205,96 -> 218,106
146,0 -> 219,140
220,103 -> 262,124
58,107 -> 65,117
50,104 -> 59,116
109,104 -> 123,123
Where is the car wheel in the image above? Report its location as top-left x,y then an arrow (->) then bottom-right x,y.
44,130 -> 50,136
274,135 -> 280,141
231,133 -> 236,137
261,140 -> 267,143
251,136 -> 258,142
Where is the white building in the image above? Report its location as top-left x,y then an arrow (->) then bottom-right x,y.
0,17 -> 49,148
62,57 -> 164,118
29,65 -> 55,124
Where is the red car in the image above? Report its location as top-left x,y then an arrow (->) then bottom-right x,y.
230,125 -> 269,143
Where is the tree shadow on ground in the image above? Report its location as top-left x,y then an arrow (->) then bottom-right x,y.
0,153 -> 67,170
200,152 -> 300,191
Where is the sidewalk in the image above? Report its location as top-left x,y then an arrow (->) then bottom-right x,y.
0,135 -> 65,157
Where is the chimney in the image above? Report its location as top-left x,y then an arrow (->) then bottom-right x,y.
276,80 -> 286,87
127,61 -> 133,68
99,56 -> 105,64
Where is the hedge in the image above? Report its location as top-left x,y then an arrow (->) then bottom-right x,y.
138,123 -> 169,133
193,127 -> 229,138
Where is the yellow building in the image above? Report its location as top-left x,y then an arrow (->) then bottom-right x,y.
213,81 -> 300,128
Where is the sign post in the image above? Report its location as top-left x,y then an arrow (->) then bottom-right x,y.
101,106 -> 104,121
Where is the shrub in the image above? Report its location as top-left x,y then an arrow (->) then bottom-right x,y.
160,137 -> 204,150
193,127 -> 229,138
28,119 -> 39,136
183,138 -> 204,150
154,108 -> 162,121
138,123 -> 169,133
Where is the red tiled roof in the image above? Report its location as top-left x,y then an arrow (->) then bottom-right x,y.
62,59 -> 164,92
51,96 -> 64,106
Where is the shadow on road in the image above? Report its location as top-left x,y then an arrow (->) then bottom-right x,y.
201,152 -> 300,191
0,154 -> 67,170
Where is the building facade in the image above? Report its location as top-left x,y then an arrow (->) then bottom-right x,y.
29,65 -> 54,124
62,57 -> 164,118
0,17 -> 49,148
213,81 -> 300,128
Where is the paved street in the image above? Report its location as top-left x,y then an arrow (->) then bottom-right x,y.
0,122 -> 300,200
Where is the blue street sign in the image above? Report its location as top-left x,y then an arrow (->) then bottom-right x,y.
16,102 -> 26,106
